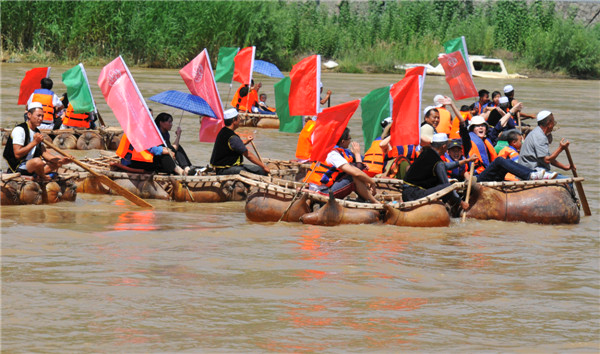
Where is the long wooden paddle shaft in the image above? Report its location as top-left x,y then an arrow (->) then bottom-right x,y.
462,161 -> 476,222
564,146 -> 591,216
96,110 -> 106,127
44,141 -> 154,208
250,141 -> 263,163
278,162 -> 319,222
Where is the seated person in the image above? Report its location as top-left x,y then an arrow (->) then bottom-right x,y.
113,113 -> 193,175
304,127 -> 379,203
442,139 -> 470,181
61,102 -> 93,129
3,102 -> 71,180
210,108 -> 270,176
27,78 -> 64,130
231,80 -> 260,113
403,133 -> 474,210
257,93 -> 276,115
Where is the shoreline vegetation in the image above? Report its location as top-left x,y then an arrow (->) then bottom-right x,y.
2,1 -> 599,79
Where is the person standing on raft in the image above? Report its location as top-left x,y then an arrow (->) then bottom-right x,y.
3,102 -> 71,180
304,127 -> 379,204
210,108 -> 270,176
26,78 -> 64,130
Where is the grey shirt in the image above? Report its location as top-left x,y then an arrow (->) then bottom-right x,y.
519,126 -> 551,171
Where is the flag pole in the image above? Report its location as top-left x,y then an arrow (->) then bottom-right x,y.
278,162 -> 319,222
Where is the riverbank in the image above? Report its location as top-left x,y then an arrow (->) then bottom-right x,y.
0,51 -> 578,81
2,1 -> 599,79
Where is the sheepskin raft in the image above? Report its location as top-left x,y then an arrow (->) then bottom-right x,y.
237,113 -> 280,129
238,173 -> 452,227
1,173 -> 78,205
1,126 -> 123,151
467,178 -> 582,224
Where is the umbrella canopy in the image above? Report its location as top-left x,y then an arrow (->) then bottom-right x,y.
253,60 -> 284,78
149,90 -> 217,118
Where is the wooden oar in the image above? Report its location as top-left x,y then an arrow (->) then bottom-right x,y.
44,141 -> 154,208
462,161 -> 476,222
278,162 -> 319,222
96,110 -> 106,127
564,146 -> 591,216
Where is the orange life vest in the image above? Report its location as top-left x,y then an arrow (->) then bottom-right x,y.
231,85 -> 258,112
448,111 -> 472,140
31,90 -> 55,123
469,136 -> 497,175
436,107 -> 452,135
295,120 -> 316,160
303,147 -> 354,187
498,145 -> 520,181
116,134 -> 154,163
363,139 -> 385,177
62,103 -> 90,128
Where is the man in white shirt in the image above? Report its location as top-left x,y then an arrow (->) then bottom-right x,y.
3,102 -> 71,179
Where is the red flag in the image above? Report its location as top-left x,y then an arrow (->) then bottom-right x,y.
180,49 -> 225,142
232,46 -> 255,85
389,75 -> 422,147
310,99 -> 360,162
289,55 -> 321,116
438,51 -> 478,100
18,67 -> 50,105
98,56 -> 164,152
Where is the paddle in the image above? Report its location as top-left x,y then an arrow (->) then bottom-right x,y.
43,141 -> 154,208
462,161 -> 476,222
279,162 -> 319,222
96,110 -> 106,127
564,146 -> 591,216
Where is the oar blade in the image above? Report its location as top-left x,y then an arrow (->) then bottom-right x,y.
96,174 -> 154,208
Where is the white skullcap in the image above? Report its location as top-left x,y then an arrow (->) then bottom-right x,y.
224,108 -> 239,120
537,110 -> 552,122
423,105 -> 437,117
28,101 -> 43,111
499,96 -> 509,104
503,84 -> 514,93
319,82 -> 323,89
381,117 -> 392,128
432,133 -> 448,143
433,94 -> 445,107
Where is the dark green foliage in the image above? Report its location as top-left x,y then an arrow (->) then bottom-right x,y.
1,0 -> 598,78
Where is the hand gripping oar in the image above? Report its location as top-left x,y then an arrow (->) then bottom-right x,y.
44,141 -> 154,208
462,161 -> 476,222
564,146 -> 591,216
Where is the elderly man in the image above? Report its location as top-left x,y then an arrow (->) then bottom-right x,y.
3,102 -> 71,179
210,108 -> 270,176
519,110 -> 572,176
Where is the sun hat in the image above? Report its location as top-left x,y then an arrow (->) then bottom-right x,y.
468,115 -> 489,131
537,110 -> 552,122
224,108 -> 239,120
503,84 -> 514,93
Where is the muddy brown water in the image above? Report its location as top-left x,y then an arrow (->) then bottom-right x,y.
1,64 -> 599,352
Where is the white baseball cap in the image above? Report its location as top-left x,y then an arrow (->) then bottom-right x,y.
433,94 -> 445,107
224,108 -> 239,120
503,85 -> 514,93
537,110 -> 552,122
432,133 -> 448,143
27,101 -> 43,111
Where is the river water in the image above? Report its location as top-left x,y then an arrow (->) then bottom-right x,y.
1,64 -> 599,352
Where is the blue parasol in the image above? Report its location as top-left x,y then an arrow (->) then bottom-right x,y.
253,60 -> 285,78
149,90 -> 217,118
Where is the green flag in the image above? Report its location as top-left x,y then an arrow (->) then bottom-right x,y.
274,77 -> 302,133
214,47 -> 239,83
443,36 -> 471,74
62,63 -> 94,113
361,86 -> 390,149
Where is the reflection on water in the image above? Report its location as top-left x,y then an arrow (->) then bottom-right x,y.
1,64 -> 598,352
